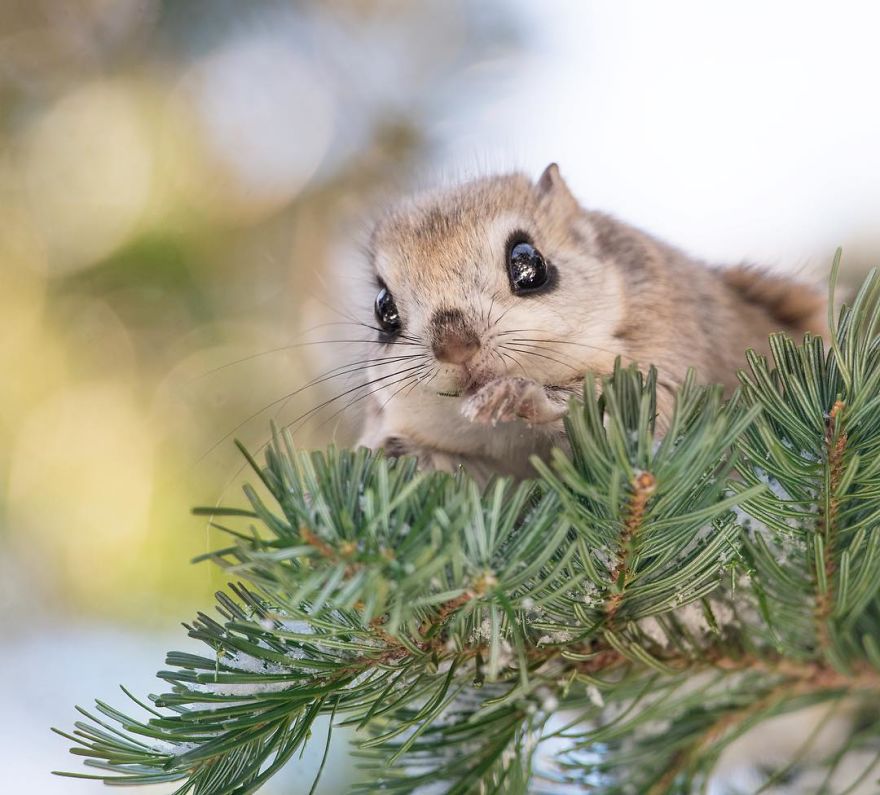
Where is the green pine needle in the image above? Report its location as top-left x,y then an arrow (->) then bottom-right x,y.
54,264 -> 880,794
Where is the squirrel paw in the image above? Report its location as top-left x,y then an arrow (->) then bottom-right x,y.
461,376 -> 565,426
378,437 -> 465,473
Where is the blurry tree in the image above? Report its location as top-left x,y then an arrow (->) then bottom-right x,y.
0,0 -> 523,621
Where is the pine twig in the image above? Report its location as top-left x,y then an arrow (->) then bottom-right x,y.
815,398 -> 847,653
605,471 -> 656,622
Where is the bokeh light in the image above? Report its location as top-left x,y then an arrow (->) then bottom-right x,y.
7,381 -> 155,606
21,81 -> 155,273
175,33 -> 334,221
0,3 -> 516,789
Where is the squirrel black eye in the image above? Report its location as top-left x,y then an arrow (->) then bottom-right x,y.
374,288 -> 401,334
508,241 -> 550,294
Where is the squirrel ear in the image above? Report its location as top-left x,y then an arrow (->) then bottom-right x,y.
536,163 -> 577,206
537,163 -> 561,193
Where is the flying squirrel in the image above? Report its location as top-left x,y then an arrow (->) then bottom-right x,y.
356,164 -> 826,480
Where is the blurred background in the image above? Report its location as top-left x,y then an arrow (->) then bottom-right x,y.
1,1 -> 878,791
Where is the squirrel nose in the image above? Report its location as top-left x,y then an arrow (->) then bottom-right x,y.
434,334 -> 480,364
431,308 -> 480,365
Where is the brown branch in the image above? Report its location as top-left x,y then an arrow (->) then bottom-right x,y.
300,526 -> 361,576
647,686 -> 792,795
318,608 -> 880,786
328,627 -> 880,704
605,471 -> 657,622
815,399 -> 847,652
437,593 -> 473,620
570,642 -> 877,794
644,650 -> 880,795
565,642 -> 880,691
421,592 -> 472,636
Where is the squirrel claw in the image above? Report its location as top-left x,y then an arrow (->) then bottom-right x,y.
461,376 -> 562,426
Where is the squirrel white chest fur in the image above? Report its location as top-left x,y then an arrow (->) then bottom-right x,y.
356,164 -> 825,479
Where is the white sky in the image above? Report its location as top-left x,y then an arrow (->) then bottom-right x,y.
438,0 -> 880,275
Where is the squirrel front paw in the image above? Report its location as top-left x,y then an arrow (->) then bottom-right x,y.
461,376 -> 566,427
378,436 -> 465,474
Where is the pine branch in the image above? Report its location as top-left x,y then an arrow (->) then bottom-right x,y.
815,397 -> 847,655
55,261 -> 880,793
604,470 -> 656,623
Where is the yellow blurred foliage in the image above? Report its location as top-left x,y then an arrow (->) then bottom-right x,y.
21,80 -> 155,274
8,382 -> 155,599
0,0 -> 509,628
